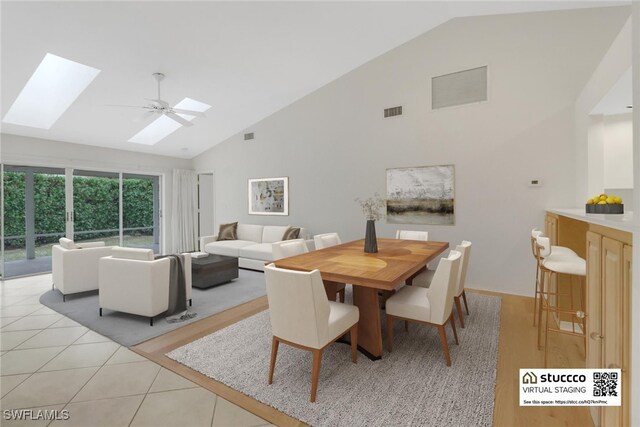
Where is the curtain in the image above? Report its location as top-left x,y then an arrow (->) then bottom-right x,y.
171,169 -> 198,253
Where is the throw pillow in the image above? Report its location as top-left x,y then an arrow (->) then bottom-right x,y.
217,222 -> 238,241
282,226 -> 300,240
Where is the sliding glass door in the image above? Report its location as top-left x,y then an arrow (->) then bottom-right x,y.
1,165 -> 161,279
2,166 -> 66,277
123,174 -> 160,252
73,170 -> 120,246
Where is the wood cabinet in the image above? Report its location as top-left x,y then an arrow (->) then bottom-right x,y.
584,227 -> 631,427
545,213 -> 559,246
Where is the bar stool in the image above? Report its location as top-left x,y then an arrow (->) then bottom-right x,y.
530,228 -> 576,327
535,236 -> 586,367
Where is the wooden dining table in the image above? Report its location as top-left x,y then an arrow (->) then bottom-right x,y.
273,238 -> 449,359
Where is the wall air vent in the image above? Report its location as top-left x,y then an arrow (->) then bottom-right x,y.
432,66 -> 487,109
384,106 -> 403,118
244,132 -> 254,141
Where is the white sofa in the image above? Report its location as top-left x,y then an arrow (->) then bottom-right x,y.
200,224 -> 311,271
52,238 -> 114,301
98,247 -> 192,326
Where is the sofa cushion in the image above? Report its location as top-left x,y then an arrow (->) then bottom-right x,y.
282,226 -> 300,240
262,226 -> 290,243
112,247 -> 154,261
204,240 -> 255,257
239,243 -> 274,262
237,224 -> 263,243
217,222 -> 238,241
59,237 -> 76,250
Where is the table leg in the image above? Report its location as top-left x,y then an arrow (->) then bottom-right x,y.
323,280 -> 340,301
352,286 -> 383,360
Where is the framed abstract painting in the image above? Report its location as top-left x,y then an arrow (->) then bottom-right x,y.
248,177 -> 289,216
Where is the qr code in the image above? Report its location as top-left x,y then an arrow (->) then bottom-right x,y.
593,372 -> 618,397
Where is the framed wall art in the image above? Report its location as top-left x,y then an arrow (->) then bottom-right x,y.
386,165 -> 455,225
248,177 -> 289,216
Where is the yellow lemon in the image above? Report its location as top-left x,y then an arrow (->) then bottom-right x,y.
606,197 -> 615,204
586,199 -> 594,205
600,195 -> 607,201
600,193 -> 608,198
615,196 -> 622,204
598,200 -> 607,205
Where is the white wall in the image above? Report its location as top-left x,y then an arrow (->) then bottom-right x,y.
0,133 -> 192,253
587,115 -> 605,196
603,113 -> 633,189
575,16 -> 632,205
194,7 -> 629,296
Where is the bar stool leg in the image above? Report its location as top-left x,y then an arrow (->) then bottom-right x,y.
537,269 -> 547,350
533,264 -> 539,326
544,271 -> 553,368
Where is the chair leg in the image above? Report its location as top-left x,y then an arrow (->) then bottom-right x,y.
99,308 -> 102,317
350,324 -> 358,363
338,288 -> 345,303
462,290 -> 469,315
310,349 -> 323,403
150,317 -> 154,326
189,299 -> 192,307
268,336 -> 279,384
533,267 -> 539,326
454,296 -> 465,328
437,324 -> 452,367
386,315 -> 394,353
544,286 -> 551,368
537,270 -> 546,350
449,314 -> 459,345
404,320 -> 409,332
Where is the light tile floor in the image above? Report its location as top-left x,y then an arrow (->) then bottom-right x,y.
1,274 -> 273,427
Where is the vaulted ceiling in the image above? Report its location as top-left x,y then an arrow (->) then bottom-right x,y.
1,1 -> 628,159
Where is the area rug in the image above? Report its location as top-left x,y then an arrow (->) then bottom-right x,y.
39,269 -> 266,347
167,292 -> 501,427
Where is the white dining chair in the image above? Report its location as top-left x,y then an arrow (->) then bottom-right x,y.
272,239 -> 308,260
264,263 -> 359,402
312,233 -> 346,303
385,250 -> 461,366
395,230 -> 429,241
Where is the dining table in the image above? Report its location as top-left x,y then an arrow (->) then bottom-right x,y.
273,237 -> 449,359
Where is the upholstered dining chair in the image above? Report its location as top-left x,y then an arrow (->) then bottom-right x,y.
272,239 -> 309,260
264,263 -> 359,402
413,241 -> 472,328
312,233 -> 346,303
395,230 -> 429,241
385,250 -> 461,366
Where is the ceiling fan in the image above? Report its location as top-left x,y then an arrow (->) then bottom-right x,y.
108,72 -> 205,127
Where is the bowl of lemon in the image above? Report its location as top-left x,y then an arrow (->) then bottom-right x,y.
586,194 -> 623,214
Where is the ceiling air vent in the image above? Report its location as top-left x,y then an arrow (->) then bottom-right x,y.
244,132 -> 254,141
384,106 -> 403,118
432,66 -> 487,109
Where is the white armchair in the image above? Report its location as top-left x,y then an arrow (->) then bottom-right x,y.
98,247 -> 192,326
52,238 -> 114,301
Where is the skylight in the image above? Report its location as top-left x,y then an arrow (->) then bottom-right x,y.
128,97 -> 211,145
2,53 -> 100,129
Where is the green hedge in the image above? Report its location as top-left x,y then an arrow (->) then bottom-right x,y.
3,172 -> 155,249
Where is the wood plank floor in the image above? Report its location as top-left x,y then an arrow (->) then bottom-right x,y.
132,289 -> 593,427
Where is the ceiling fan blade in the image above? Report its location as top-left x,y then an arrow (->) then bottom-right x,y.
134,111 -> 157,123
105,104 -> 148,109
145,98 -> 169,108
165,112 -> 194,127
172,108 -> 205,117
